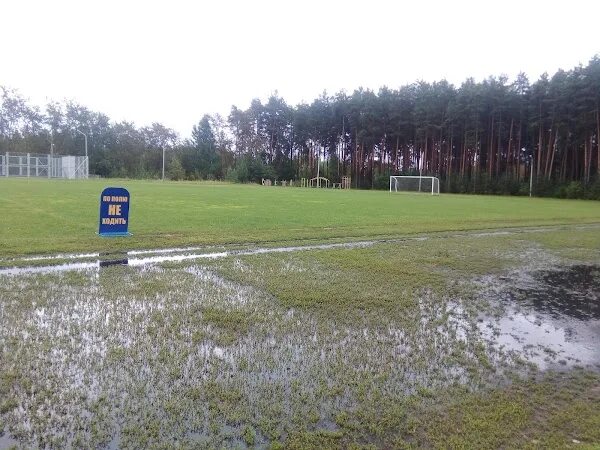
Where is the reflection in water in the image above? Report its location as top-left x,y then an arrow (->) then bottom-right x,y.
0,242 -> 372,276
479,309 -> 600,369
0,433 -> 19,449
99,258 -> 129,268
481,265 -> 600,370
528,265 -> 600,320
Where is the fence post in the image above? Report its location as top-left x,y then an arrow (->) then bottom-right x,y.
5,152 -> 8,177
27,153 -> 30,177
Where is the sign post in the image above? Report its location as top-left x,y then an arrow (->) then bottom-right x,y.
98,187 -> 131,236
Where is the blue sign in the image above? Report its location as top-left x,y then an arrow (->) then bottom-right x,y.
99,187 -> 131,236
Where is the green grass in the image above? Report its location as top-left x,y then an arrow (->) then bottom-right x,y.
210,232 -> 526,314
2,177 -> 600,448
416,371 -> 600,450
1,227 -> 599,447
1,177 -> 600,256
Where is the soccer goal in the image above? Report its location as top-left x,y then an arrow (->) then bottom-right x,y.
389,176 -> 440,195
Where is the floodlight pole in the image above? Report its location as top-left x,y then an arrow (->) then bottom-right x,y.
162,146 -> 165,181
75,129 -> 89,179
75,129 -> 88,158
529,154 -> 534,197
317,153 -> 320,188
418,151 -> 423,192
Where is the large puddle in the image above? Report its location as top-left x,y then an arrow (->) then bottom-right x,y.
479,265 -> 600,370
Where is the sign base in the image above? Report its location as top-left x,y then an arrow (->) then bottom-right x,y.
97,232 -> 133,237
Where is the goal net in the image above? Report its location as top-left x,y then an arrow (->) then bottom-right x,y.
389,176 -> 440,195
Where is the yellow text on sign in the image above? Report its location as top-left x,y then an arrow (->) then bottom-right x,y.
108,204 -> 122,216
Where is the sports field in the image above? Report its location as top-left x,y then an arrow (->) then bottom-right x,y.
1,178 -> 600,448
1,177 -> 600,257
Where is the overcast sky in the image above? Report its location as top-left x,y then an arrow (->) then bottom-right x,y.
2,0 -> 599,137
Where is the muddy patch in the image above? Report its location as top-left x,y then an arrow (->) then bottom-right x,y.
479,265 -> 600,370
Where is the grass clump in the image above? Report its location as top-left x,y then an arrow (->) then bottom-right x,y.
0,399 -> 17,415
242,425 -> 256,446
416,371 -> 600,449
202,307 -> 253,344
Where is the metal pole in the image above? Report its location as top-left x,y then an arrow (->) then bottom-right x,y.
75,129 -> 88,158
529,155 -> 533,197
317,152 -> 320,188
162,147 -> 165,181
418,151 -> 423,192
74,129 -> 89,179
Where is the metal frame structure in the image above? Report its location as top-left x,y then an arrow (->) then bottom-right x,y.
0,152 -> 89,179
309,176 -> 330,188
389,175 -> 440,195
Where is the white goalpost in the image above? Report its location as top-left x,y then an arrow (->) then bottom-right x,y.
389,176 -> 440,195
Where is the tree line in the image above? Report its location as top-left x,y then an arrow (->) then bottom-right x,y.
1,56 -> 600,198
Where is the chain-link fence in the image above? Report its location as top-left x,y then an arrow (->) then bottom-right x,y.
0,152 -> 89,179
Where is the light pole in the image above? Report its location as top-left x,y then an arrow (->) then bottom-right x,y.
529,154 -> 534,198
75,129 -> 88,158
75,129 -> 89,178
418,150 -> 424,193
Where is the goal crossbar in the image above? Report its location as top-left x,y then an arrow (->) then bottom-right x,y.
389,176 -> 440,195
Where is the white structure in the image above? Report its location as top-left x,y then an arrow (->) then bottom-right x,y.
309,176 -> 330,188
0,152 -> 88,179
389,176 -> 440,195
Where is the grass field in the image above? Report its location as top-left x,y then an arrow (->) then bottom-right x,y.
1,177 -> 600,257
1,178 -> 600,448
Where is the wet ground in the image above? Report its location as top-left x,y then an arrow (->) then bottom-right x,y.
0,227 -> 599,448
478,265 -> 600,370
2,223 -> 598,275
1,267 -> 492,447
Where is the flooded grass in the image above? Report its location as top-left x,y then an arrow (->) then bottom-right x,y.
476,264 -> 600,371
0,226 -> 599,447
